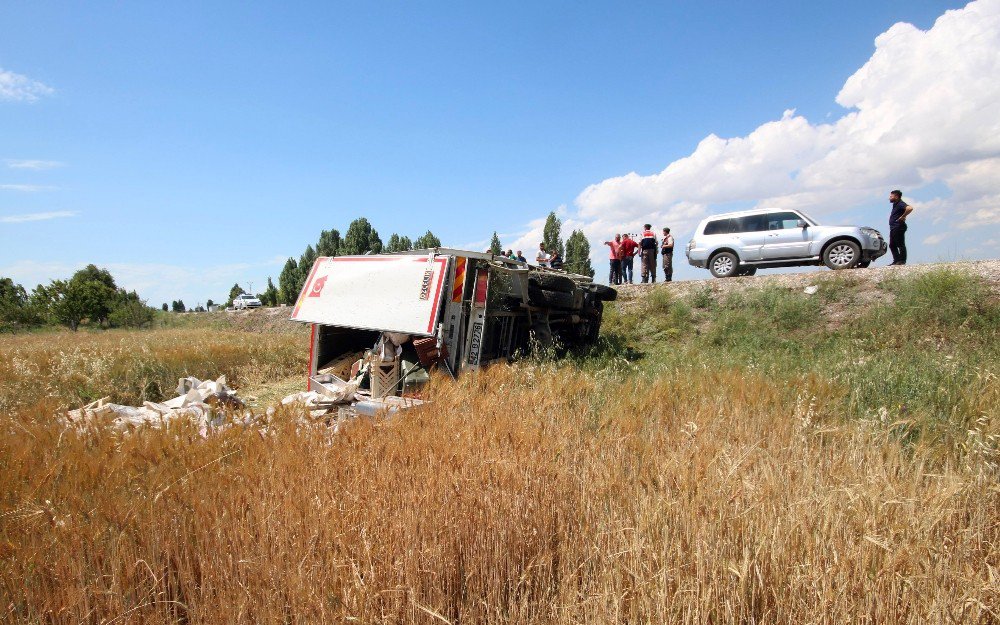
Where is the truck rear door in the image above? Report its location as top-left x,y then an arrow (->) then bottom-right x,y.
290,254 -> 451,336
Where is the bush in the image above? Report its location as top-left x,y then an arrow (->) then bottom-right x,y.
108,300 -> 156,328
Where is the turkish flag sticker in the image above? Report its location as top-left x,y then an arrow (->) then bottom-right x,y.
308,275 -> 328,298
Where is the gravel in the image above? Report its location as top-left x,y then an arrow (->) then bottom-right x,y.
612,259 -> 1000,312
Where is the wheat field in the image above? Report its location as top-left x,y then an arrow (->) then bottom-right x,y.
2,270 -> 998,623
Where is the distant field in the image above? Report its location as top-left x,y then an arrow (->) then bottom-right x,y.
1,263 -> 998,623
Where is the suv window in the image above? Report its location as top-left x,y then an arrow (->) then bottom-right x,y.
734,214 -> 767,233
765,211 -> 803,230
703,219 -> 733,235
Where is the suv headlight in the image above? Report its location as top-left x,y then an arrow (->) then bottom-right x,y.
687,239 -> 695,252
860,227 -> 879,237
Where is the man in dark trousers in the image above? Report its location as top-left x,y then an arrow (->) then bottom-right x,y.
639,224 -> 658,283
604,234 -> 622,285
660,227 -> 675,282
888,189 -> 914,265
619,234 -> 639,283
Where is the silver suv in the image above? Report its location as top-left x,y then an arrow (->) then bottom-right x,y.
686,208 -> 887,278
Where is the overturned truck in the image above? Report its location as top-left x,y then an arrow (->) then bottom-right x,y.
289,248 -> 616,412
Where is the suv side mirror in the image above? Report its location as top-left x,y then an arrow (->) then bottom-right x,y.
797,220 -> 808,228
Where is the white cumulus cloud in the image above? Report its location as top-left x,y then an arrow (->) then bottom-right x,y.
0,184 -> 55,192
0,67 -> 54,102
571,0 -> 1000,258
5,159 -> 64,170
0,211 -> 76,223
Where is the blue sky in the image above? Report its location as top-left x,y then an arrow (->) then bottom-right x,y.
2,0 -> 997,305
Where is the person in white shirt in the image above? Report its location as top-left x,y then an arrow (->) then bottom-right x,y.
535,243 -> 550,267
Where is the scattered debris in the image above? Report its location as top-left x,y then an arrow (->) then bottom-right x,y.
803,285 -> 819,295
280,369 -> 424,421
65,376 -> 246,435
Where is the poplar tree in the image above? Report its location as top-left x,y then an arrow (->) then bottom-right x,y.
542,212 -> 564,257
565,229 -> 595,277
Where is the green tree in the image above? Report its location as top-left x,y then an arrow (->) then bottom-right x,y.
226,284 -> 245,308
297,244 -> 318,298
161,303 -> 168,311
108,290 -> 154,328
278,258 -> 300,305
413,230 -> 441,249
0,277 -> 31,331
565,229 -> 595,277
316,229 -> 342,257
261,277 -> 279,307
27,284 -> 59,325
385,233 -> 404,253
368,229 -> 383,254
542,211 -> 564,258
61,264 -> 118,327
399,235 -> 413,251
489,231 -> 503,255
53,280 -> 87,330
342,218 -> 377,256
171,300 -> 186,313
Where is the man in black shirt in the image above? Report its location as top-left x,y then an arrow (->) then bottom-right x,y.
887,189 -> 914,265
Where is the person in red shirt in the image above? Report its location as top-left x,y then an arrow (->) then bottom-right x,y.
619,234 -> 639,284
603,234 -> 623,285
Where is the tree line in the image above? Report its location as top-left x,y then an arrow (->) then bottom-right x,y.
0,265 -> 155,333
1,214 -> 592,332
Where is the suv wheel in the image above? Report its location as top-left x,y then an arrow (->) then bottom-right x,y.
823,240 -> 861,270
709,252 -> 739,278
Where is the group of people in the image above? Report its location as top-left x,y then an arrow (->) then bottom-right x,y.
496,247 -> 565,270
604,224 -> 674,285
499,249 -> 528,263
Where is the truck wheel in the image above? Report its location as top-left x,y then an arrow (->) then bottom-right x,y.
709,252 -> 739,278
823,240 -> 861,270
585,283 -> 618,301
530,319 -> 553,346
529,274 -> 577,293
529,287 -> 578,310
585,301 -> 604,342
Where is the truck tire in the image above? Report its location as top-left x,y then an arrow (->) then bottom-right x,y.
529,273 -> 577,293
528,286 -> 579,310
585,283 -> 618,301
585,300 -> 604,342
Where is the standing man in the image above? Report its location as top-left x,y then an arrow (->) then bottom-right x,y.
888,189 -> 914,265
620,234 -> 639,284
639,224 -> 658,283
660,227 -> 675,282
604,234 -> 622,285
536,243 -> 551,268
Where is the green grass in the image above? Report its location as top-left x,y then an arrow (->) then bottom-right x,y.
578,268 -> 999,438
